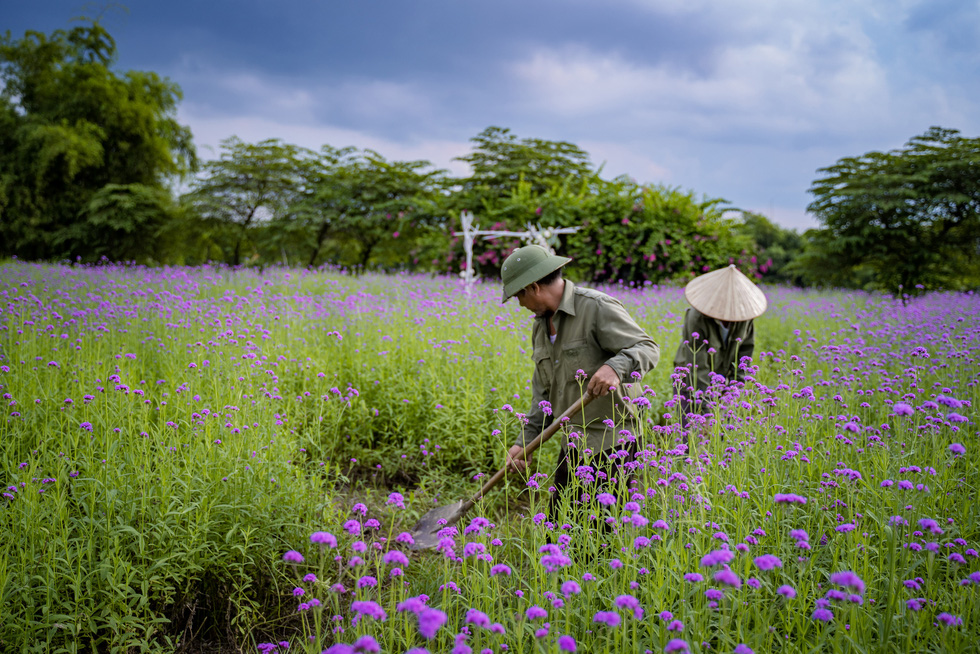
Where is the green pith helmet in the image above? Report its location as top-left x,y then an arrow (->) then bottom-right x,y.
500,245 -> 571,303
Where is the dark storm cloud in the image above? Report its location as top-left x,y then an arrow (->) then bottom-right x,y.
5,0 -> 980,230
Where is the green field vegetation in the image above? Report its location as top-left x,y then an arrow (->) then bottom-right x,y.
1,262 -> 978,653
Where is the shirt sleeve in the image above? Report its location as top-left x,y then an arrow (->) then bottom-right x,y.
594,296 -> 660,383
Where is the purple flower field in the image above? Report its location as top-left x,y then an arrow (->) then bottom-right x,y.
0,262 -> 977,653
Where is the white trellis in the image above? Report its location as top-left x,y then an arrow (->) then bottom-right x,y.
454,210 -> 580,293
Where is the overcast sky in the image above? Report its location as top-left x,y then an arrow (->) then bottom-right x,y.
6,0 -> 979,229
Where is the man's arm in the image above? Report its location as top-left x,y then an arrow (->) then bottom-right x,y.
594,296 -> 660,386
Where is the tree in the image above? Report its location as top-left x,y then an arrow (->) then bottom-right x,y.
453,126 -> 595,210
732,212 -> 805,285
805,127 -> 980,295
290,149 -> 447,270
183,137 -> 315,265
0,19 -> 196,261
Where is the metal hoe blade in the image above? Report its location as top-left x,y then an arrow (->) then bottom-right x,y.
406,393 -> 594,551
408,500 -> 468,550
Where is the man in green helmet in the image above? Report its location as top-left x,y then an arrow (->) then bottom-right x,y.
500,244 -> 660,519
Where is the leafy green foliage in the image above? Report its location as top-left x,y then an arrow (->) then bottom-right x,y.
803,126 -> 980,295
732,212 -> 806,285
0,20 -> 196,261
453,126 -> 594,209
288,149 -> 449,271
183,137 -> 316,265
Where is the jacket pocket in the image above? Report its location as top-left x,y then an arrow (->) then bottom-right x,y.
561,338 -> 603,383
532,346 -> 553,389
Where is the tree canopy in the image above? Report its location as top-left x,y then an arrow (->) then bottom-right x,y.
0,20 -> 196,261
803,126 -> 980,295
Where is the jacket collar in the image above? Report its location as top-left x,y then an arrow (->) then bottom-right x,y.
556,279 -> 577,317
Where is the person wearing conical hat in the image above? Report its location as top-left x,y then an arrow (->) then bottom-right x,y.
672,264 -> 767,409
499,244 -> 660,520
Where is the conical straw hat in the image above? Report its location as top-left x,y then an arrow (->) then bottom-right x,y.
684,264 -> 768,322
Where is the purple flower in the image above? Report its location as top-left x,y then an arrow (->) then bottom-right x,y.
949,443 -> 966,455
383,550 -> 409,566
353,635 -> 380,653
753,554 -> 783,571
664,639 -> 690,653
790,529 -> 809,542
561,580 -> 582,596
490,564 -> 512,577
465,608 -> 491,629
396,532 -> 415,545
311,531 -> 337,548
386,492 -> 405,508
714,568 -> 741,588
684,573 -> 704,583
734,645 -> 754,654
774,493 -> 807,505
700,549 -> 736,567
614,594 -> 641,617
463,542 -> 486,558
937,612 -> 962,627
829,571 -> 865,595
526,605 -> 548,620
667,620 -> 684,632
356,575 -> 377,589
705,588 -> 724,601
777,585 -> 796,599
350,600 -> 386,622
283,550 -> 304,563
593,611 -> 621,627
812,608 -> 834,622
558,635 -> 577,652
397,596 -> 428,614
892,403 -> 914,416
937,395 -> 962,409
418,608 -> 447,638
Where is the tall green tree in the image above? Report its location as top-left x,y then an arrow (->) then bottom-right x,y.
453,126 -> 594,210
732,212 -> 805,285
290,149 -> 447,270
182,137 -> 315,265
0,20 -> 196,261
804,126 -> 980,295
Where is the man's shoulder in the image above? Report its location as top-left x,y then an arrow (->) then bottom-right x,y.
573,284 -> 616,303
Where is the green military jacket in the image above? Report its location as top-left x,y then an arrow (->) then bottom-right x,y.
672,307 -> 755,394
517,280 -> 660,453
